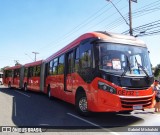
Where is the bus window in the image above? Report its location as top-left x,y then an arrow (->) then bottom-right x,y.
8,70 -> 12,77
24,68 -> 28,77
75,47 -> 80,59
49,61 -> 53,75
33,66 -> 37,77
58,55 -> 64,74
48,59 -> 58,76
28,67 -> 33,77
36,65 -> 41,77
79,41 -> 92,69
67,51 -> 74,74
53,58 -> 58,75
75,47 -> 80,72
81,50 -> 91,68
14,69 -> 20,77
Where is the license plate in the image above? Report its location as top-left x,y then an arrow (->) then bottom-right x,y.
133,105 -> 142,110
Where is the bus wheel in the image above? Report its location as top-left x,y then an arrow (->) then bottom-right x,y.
24,84 -> 28,91
0,81 -> 2,85
8,82 -> 11,88
76,93 -> 90,116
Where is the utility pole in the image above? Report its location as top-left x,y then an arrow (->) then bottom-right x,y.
129,0 -> 133,36
106,0 -> 137,36
32,52 -> 39,61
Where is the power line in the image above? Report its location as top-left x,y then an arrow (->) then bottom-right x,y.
104,2 -> 160,32
38,0 -> 160,54
122,20 -> 160,37
37,0 -> 123,52
37,2 -> 111,51
25,53 -> 34,61
106,0 -> 129,25
60,0 -> 160,45
86,3 -> 128,31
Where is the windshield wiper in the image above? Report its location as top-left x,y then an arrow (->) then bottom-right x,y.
121,56 -> 131,77
135,57 -> 149,78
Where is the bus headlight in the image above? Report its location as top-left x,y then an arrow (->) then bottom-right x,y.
98,81 -> 116,94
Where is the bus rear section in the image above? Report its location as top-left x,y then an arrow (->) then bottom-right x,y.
23,60 -> 44,92
0,72 -> 3,85
3,65 -> 22,88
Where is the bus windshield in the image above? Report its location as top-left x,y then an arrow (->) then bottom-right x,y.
98,42 -> 152,77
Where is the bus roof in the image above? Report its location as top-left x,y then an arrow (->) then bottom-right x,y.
24,60 -> 43,68
45,32 -> 99,62
45,31 -> 146,62
97,31 -> 146,47
4,65 -> 22,70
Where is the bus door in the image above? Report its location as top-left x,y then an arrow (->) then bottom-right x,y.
14,69 -> 20,87
28,67 -> 33,89
65,51 -> 74,102
13,69 -> 18,86
24,67 -> 29,86
13,70 -> 15,85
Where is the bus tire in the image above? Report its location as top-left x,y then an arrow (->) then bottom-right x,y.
24,83 -> 28,91
8,82 -> 11,88
0,81 -> 2,85
76,92 -> 90,116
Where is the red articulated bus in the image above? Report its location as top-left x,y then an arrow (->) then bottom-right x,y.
3,65 -> 23,88
3,31 -> 155,116
3,60 -> 44,92
43,31 -> 155,115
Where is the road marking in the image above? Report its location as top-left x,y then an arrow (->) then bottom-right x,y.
67,113 -> 119,135
15,90 -> 30,98
14,99 -> 16,117
39,124 -> 50,126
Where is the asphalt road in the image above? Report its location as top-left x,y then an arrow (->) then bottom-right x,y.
0,85 -> 160,135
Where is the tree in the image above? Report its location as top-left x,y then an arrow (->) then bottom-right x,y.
154,64 -> 160,77
15,60 -> 21,66
0,66 -> 10,72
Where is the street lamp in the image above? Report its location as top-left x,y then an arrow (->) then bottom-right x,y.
106,0 -> 129,26
32,52 -> 39,61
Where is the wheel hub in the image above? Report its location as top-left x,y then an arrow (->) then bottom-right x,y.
79,97 -> 88,112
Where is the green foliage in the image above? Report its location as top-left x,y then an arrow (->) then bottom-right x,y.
154,64 -> 160,77
0,66 -> 10,72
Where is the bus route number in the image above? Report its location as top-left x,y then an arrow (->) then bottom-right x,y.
117,90 -> 134,96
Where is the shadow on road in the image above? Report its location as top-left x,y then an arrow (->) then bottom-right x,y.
0,87 -> 144,129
